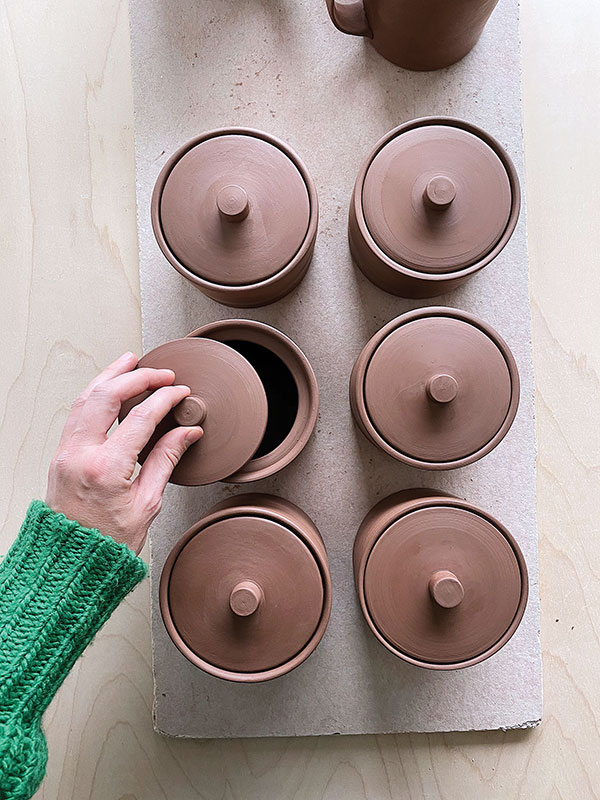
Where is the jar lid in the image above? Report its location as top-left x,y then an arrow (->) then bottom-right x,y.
164,513 -> 325,675
363,309 -> 519,466
156,130 -> 311,286
119,338 -> 268,485
362,120 -> 514,274
363,504 -> 525,665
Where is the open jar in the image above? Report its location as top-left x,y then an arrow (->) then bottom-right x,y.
119,320 -> 318,485
160,494 -> 332,682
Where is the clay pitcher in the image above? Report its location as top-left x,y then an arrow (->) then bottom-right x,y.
325,0 -> 500,71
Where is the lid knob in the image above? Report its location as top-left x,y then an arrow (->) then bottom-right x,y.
173,394 -> 208,427
429,570 -> 464,608
426,373 -> 459,404
424,175 -> 456,210
216,184 -> 250,222
229,580 -> 264,617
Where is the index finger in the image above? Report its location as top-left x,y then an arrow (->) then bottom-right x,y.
59,352 -> 139,447
73,367 -> 176,443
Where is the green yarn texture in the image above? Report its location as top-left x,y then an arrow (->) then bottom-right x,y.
0,501 -> 147,800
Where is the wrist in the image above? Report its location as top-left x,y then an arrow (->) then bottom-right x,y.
0,501 -> 148,719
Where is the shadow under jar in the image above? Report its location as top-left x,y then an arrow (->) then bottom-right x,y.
348,117 -> 520,298
160,494 -> 332,682
354,490 -> 528,670
118,321 -> 318,485
151,128 -> 319,308
349,307 -> 520,470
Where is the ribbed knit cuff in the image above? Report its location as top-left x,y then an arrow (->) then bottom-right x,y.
0,501 -> 147,800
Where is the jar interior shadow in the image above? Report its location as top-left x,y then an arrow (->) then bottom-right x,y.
226,340 -> 299,459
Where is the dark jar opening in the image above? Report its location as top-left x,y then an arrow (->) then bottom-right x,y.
226,340 -> 299,459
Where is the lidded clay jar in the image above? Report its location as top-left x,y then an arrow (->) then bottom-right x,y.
350,307 -> 519,470
354,490 -> 528,670
160,494 -> 332,682
349,117 -> 520,298
187,319 -> 319,483
119,320 -> 318,485
152,128 -> 318,308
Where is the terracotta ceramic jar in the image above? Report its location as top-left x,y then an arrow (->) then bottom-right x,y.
354,490 -> 528,670
350,307 -> 519,470
119,320 -> 318,485
325,0 -> 499,71
151,128 -> 318,307
349,117 -> 520,298
160,494 -> 332,682
187,319 -> 319,483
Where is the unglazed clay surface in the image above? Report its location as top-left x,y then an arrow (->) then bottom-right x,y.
353,490 -> 528,669
151,128 -> 318,308
326,0 -> 500,71
131,0 -> 540,736
187,320 -> 319,483
350,307 -> 520,469
362,125 -> 511,272
349,118 -> 521,298
118,338 -> 268,485
120,321 -> 319,485
166,517 -> 323,674
160,494 -> 332,682
159,133 -> 309,285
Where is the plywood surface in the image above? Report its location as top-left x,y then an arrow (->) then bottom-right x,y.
128,0 -> 540,737
1,0 -> 599,795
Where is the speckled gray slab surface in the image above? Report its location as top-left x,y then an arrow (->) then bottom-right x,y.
129,0 -> 542,737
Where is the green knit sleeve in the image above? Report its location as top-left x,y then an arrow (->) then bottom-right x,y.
0,501 -> 147,800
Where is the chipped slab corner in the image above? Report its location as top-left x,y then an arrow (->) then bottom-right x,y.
501,718 -> 543,732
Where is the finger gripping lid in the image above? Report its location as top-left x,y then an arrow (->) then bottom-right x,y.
119,337 -> 268,485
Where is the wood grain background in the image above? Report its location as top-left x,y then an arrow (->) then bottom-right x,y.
1,0 -> 598,796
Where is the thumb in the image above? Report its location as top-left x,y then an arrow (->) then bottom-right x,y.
135,426 -> 203,510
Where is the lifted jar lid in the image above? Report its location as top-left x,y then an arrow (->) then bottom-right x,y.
160,494 -> 332,682
119,337 -> 268,485
186,318 -> 319,484
152,128 -> 315,298
354,491 -> 528,669
351,307 -> 520,469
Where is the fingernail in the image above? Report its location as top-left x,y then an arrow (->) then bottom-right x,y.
121,351 -> 137,361
185,427 -> 203,445
174,384 -> 191,393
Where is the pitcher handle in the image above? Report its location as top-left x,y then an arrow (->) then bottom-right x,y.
325,0 -> 372,38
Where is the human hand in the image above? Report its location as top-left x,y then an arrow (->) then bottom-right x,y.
45,351 -> 203,554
